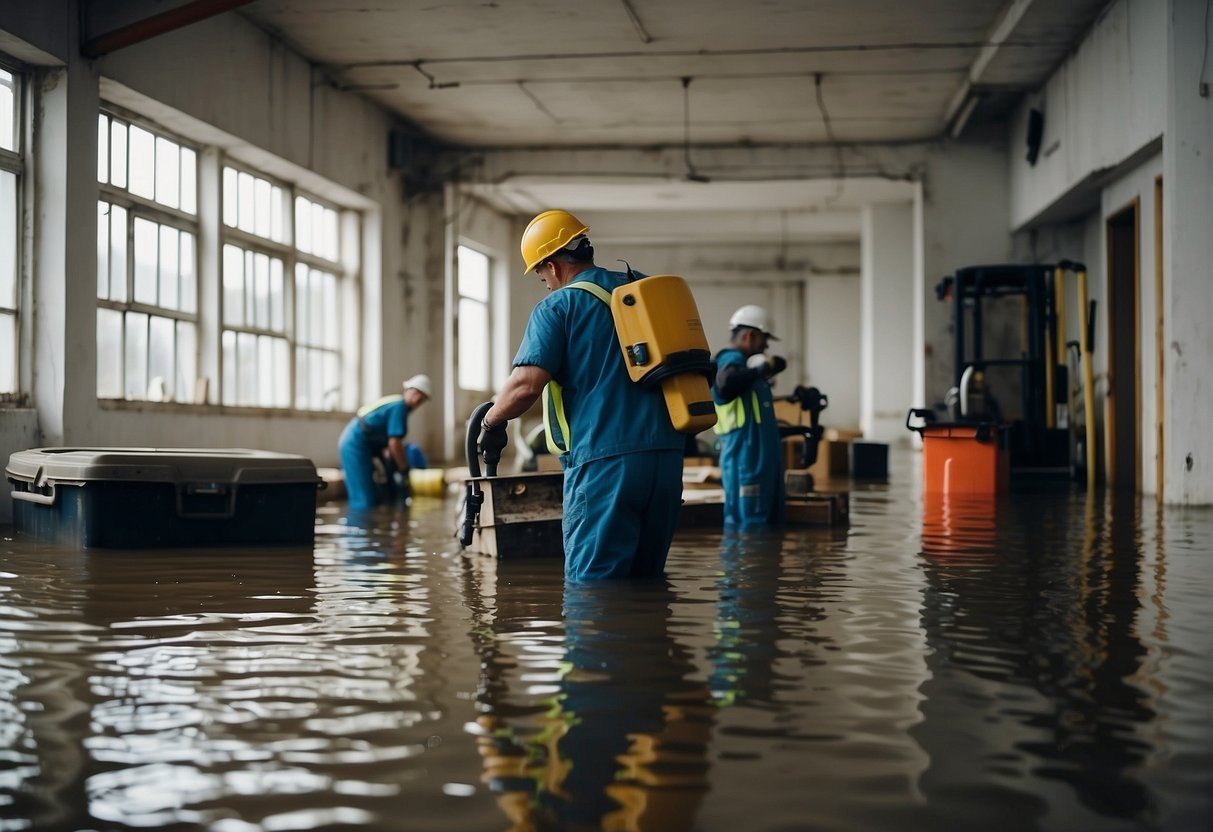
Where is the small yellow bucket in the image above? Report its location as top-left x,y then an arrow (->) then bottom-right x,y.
408,468 -> 446,497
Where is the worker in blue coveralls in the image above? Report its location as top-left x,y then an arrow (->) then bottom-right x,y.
711,305 -> 788,528
477,209 -> 685,582
339,374 -> 431,510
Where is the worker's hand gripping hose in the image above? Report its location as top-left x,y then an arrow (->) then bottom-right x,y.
459,401 -> 495,548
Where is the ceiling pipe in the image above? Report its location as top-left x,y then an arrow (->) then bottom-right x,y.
943,0 -> 1036,135
81,0 -> 257,59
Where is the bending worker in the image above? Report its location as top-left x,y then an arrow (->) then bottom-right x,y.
711,306 -> 787,528
339,374 -> 431,510
477,209 -> 685,582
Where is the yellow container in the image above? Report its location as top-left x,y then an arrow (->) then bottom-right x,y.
611,275 -> 717,433
660,373 -> 717,433
408,468 -> 446,497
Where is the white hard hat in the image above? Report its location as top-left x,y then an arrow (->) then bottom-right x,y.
403,374 -> 432,398
729,305 -> 779,340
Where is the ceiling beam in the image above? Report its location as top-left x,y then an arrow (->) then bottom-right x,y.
81,0 -> 256,59
944,0 -> 1037,136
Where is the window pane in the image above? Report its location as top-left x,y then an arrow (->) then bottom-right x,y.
270,185 -> 284,243
222,330 -> 236,405
96,201 -> 109,300
294,264 -> 310,344
128,125 -> 155,199
272,336 -> 289,407
0,70 -> 14,152
0,172 -> 17,308
180,147 -> 197,215
295,196 -> 311,254
458,245 -> 490,302
148,314 -> 175,401
179,232 -> 196,314
176,321 -> 196,403
254,177 -> 270,238
133,217 -> 157,305
97,114 -> 109,183
158,224 -> 179,310
294,347 -> 310,410
155,136 -> 180,210
110,119 -> 128,189
223,244 -> 244,326
223,167 -> 238,227
0,313 -> 14,394
254,252 -> 269,329
237,332 -> 257,404
323,272 -> 338,349
96,308 -> 123,399
124,311 -> 148,400
323,208 -> 339,261
269,257 -> 284,332
237,171 -> 254,233
109,205 -> 127,303
458,298 -> 489,390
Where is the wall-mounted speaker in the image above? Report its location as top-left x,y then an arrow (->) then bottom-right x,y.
1025,108 -> 1044,166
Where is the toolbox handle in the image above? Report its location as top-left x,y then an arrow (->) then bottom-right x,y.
12,487 -> 56,506
905,408 -> 936,434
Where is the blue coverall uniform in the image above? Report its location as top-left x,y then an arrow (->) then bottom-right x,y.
514,267 -> 685,582
712,347 -> 785,528
338,395 -> 410,510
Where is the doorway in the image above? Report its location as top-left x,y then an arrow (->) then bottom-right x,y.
1105,201 -> 1140,493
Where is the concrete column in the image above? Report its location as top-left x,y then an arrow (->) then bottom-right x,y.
31,56 -> 100,445
1164,0 -> 1213,504
860,203 -> 915,443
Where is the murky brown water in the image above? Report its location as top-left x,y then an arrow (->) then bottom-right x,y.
2,451 -> 1211,831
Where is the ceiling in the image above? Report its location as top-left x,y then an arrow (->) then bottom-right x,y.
234,0 -> 1111,234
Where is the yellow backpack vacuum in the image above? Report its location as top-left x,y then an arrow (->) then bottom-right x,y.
569,269 -> 717,434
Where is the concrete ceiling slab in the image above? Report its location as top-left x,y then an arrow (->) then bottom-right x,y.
237,0 -> 1110,237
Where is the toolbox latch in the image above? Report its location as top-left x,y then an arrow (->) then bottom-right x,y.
179,482 -> 235,518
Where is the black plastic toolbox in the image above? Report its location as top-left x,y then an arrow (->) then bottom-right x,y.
6,447 -> 321,548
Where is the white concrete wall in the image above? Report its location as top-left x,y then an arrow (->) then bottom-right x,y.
0,409 -> 39,524
921,142 -> 1014,407
1008,0 -> 1166,229
860,203 -> 915,443
1005,0 -> 1213,503
1163,0 -> 1213,504
0,6 -> 450,498
805,274 -> 861,428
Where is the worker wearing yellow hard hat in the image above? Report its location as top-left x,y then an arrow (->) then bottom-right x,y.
477,209 -> 685,582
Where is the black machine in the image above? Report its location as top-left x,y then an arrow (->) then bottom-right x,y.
777,385 -> 829,478
935,262 -> 1095,477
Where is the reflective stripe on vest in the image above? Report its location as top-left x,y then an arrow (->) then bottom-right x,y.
713,390 -> 762,435
357,393 -> 401,419
540,280 -> 613,456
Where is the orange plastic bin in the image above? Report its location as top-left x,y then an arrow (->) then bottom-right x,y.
906,409 -> 1010,494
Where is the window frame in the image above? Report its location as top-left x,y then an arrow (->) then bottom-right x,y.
219,162 -> 356,412
1,58 -> 26,403
96,107 -> 201,405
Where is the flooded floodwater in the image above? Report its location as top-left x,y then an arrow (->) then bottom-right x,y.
1,450 -> 1211,831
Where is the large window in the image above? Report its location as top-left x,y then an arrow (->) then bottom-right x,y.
97,111 -> 198,402
221,167 -> 353,410
93,106 -> 359,412
0,64 -> 21,397
456,244 -> 490,391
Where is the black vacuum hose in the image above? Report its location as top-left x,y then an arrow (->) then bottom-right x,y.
459,401 -> 495,547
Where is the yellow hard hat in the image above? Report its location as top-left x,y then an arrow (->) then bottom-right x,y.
520,209 -> 589,273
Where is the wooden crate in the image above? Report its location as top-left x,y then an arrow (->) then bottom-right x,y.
786,491 -> 849,527
465,472 -> 564,558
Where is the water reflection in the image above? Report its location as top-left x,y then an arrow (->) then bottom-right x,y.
914,488 -> 1155,828
466,556 -> 714,830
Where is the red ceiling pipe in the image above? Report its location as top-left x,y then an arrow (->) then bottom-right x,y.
81,0 -> 257,59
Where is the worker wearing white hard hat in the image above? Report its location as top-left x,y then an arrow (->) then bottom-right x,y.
338,374 -> 432,511
711,306 -> 788,528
